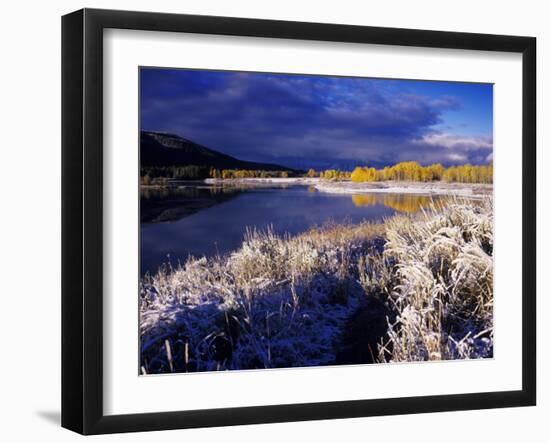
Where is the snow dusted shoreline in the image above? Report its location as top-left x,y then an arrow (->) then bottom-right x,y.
314,181 -> 493,198
204,177 -> 493,198
204,177 -> 318,185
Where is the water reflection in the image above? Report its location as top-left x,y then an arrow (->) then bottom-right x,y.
351,193 -> 436,213
140,184 -> 448,275
140,185 -> 243,223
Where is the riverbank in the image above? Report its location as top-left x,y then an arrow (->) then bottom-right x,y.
140,197 -> 493,374
204,177 -> 319,186
204,177 -> 492,197
316,180 -> 492,197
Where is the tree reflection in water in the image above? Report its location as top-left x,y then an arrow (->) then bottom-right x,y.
351,193 -> 443,213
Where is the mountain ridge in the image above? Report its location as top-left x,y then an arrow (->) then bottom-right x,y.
140,131 -> 295,172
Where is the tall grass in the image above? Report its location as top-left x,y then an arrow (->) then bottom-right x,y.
370,199 -> 493,361
140,197 -> 493,374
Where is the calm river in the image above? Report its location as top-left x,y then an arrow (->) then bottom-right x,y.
140,184 -> 441,275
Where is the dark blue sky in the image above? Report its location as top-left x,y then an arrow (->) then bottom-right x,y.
140,68 -> 493,170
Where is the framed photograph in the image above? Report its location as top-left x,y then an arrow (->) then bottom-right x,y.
62,8 -> 536,434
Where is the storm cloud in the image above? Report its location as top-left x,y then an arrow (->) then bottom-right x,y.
140,68 -> 493,170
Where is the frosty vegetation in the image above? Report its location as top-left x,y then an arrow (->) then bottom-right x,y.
140,198 -> 493,374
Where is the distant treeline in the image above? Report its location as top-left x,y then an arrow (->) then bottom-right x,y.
141,161 -> 493,184
140,175 -> 170,186
141,165 -> 211,180
140,165 -> 294,182
306,161 -> 492,184
349,161 -> 493,184
209,169 -> 292,179
318,169 -> 351,180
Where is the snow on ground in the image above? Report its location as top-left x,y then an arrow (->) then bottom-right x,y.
139,198 -> 494,374
204,177 -> 319,185
203,177 -> 492,198
315,181 -> 492,197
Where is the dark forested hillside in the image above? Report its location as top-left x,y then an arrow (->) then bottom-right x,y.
140,131 -> 293,171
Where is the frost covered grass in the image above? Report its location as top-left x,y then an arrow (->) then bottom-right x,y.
140,197 -> 493,374
372,198 -> 494,362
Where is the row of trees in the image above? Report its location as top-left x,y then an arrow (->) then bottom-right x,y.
140,175 -> 170,187
318,169 -> 351,180
441,164 -> 494,184
349,162 -> 493,184
141,165 -> 211,180
141,161 -> 493,185
140,166 -> 293,183
209,169 -> 290,179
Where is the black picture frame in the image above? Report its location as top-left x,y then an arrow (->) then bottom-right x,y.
62,8 -> 536,435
